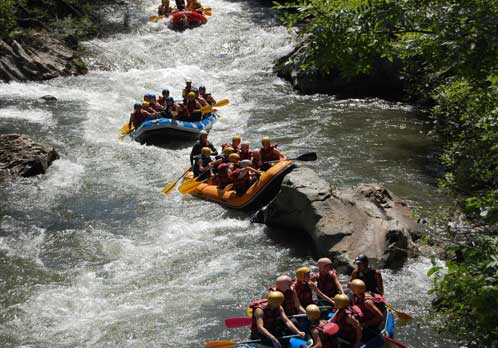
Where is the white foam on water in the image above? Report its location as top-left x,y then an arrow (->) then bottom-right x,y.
0,106 -> 54,126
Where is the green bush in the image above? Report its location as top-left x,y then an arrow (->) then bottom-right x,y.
0,0 -> 16,38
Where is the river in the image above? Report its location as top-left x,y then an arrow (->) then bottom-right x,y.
0,0 -> 456,347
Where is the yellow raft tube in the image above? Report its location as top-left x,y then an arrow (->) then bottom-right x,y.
185,160 -> 296,210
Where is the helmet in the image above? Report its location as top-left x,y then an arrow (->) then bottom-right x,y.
143,94 -> 149,100
134,102 -> 141,108
201,147 -> 211,155
162,89 -> 170,95
354,255 -> 369,264
188,92 -> 196,98
232,135 -> 241,142
192,87 -> 199,93
267,291 -> 284,307
223,146 -> 234,155
350,279 -> 366,294
334,294 -> 350,309
295,266 -> 311,281
228,153 -> 240,162
142,101 -> 150,107
199,85 -> 206,90
199,130 -> 208,137
306,304 -> 321,321
240,159 -> 251,168
317,258 -> 333,268
167,96 -> 174,103
185,79 -> 192,84
261,136 -> 271,145
150,94 -> 156,99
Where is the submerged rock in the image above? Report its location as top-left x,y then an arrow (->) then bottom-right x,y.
274,42 -> 405,101
255,167 -> 420,272
0,134 -> 59,179
0,32 -> 87,83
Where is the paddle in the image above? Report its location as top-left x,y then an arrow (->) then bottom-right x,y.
161,167 -> 192,194
119,123 -> 134,140
225,317 -> 252,329
206,334 -> 299,348
178,176 -> 209,194
266,151 -> 318,164
171,98 -> 229,117
386,304 -> 413,321
149,15 -> 165,22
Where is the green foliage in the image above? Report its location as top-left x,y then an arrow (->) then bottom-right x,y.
428,236 -> 498,346
0,0 -> 16,38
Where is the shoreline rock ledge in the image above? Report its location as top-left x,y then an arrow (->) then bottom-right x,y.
254,167 -> 421,272
0,134 -> 59,179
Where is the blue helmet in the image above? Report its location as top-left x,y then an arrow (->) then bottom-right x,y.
144,94 -> 149,99
149,93 -> 156,99
199,85 -> 206,90
134,102 -> 141,108
192,87 -> 199,93
166,96 -> 174,103
162,89 -> 170,95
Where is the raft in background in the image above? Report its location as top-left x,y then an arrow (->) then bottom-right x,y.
170,10 -> 208,29
185,160 -> 297,210
131,113 -> 217,145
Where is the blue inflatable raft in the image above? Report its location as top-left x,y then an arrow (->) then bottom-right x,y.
130,113 -> 217,145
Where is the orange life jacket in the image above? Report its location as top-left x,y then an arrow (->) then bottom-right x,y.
294,280 -> 314,308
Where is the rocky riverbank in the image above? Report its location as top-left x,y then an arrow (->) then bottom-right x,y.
274,42 -> 405,100
0,32 -> 87,83
0,134 -> 59,179
254,167 -> 421,272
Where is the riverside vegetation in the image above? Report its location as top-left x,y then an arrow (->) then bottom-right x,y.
274,0 -> 498,345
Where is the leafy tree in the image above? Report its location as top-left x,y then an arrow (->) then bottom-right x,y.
0,0 -> 16,38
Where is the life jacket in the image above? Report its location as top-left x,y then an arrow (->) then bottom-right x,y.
356,269 -> 379,294
311,321 -> 338,348
352,293 -> 385,325
217,163 -> 231,185
240,151 -> 251,160
316,271 -> 340,298
294,280 -> 314,308
249,300 -> 283,335
260,144 -> 280,161
186,99 -> 199,114
269,286 -> 299,316
193,154 -> 212,177
149,101 -> 162,112
130,110 -> 149,128
333,307 -> 363,343
231,168 -> 250,191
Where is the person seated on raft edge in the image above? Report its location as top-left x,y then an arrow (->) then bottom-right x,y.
193,87 -> 208,107
348,255 -> 384,296
182,79 -> 194,104
158,89 -> 170,107
260,136 -> 286,171
221,135 -> 242,153
350,279 -> 385,341
199,85 -> 216,106
160,97 -> 178,119
158,0 -> 173,16
193,147 -> 213,181
251,149 -> 264,170
141,101 -> 160,120
129,102 -> 152,130
250,291 -> 305,348
294,266 -> 336,309
231,159 -> 262,196
269,275 -> 305,319
312,258 -> 345,307
148,94 -> 163,112
178,92 -> 203,121
190,130 -> 218,166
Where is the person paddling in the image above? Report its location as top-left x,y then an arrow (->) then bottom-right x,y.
350,280 -> 385,337
129,102 -> 151,130
260,137 -> 285,170
193,147 -> 213,180
231,159 -> 261,195
199,85 -> 216,105
294,266 -> 335,308
190,130 -> 217,166
158,89 -> 170,107
313,258 -> 344,304
270,275 -> 305,317
250,291 -> 305,348
349,255 -> 384,296
182,79 -> 194,103
160,97 -> 178,118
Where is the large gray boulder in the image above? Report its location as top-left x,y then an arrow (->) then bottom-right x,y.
0,134 -> 59,179
255,167 -> 420,272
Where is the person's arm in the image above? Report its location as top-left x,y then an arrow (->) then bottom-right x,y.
292,289 -> 306,315
274,148 -> 286,160
349,269 -> 359,288
281,309 -> 305,337
345,316 -> 362,348
128,114 -> 134,129
209,143 -> 218,156
309,281 -> 335,306
309,327 -> 323,348
254,308 -> 281,348
375,270 -> 384,296
363,301 -> 384,327
332,271 -> 344,294
190,144 -> 198,166
198,158 -> 208,172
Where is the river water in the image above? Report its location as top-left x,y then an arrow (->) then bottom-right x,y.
0,0 -> 457,347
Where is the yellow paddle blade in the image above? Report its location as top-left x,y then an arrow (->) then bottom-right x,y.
120,123 -> 130,133
161,181 -> 177,195
204,10 -> 212,16
205,341 -> 236,348
199,104 -> 213,114
386,304 -> 413,320
214,99 -> 229,107
149,15 -> 165,22
178,178 -> 203,194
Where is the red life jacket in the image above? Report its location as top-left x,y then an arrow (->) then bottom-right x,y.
130,110 -> 149,128
310,321 -> 338,348
217,163 -> 231,185
231,169 -> 250,191
316,271 -> 340,298
294,280 -> 314,308
260,144 -> 280,161
352,293 -> 385,325
269,286 -> 299,316
333,307 -> 362,343
250,301 -> 283,335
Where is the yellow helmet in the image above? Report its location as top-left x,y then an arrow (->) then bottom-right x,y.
232,135 -> 241,142
295,266 -> 311,282
350,279 -> 366,294
188,92 -> 196,98
142,101 -> 150,107
334,294 -> 350,309
228,153 -> 240,162
267,291 -> 284,307
201,147 -> 211,155
261,136 -> 271,145
223,146 -> 234,155
306,304 -> 321,321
